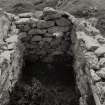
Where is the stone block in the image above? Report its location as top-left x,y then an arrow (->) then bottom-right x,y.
28,29 -> 47,35
15,18 -> 31,24
44,13 -> 61,20
43,37 -> 52,42
31,36 -> 42,42
23,24 -> 30,32
50,38 -> 61,47
36,29 -> 47,34
95,45 -> 105,57
18,13 -> 33,18
44,33 -> 53,37
51,51 -> 63,56
42,56 -> 53,63
37,20 -> 55,29
11,25 -> 19,34
0,58 -> 8,76
84,52 -> 99,69
76,31 -> 100,51
19,32 -> 27,39
48,26 -> 69,33
6,35 -> 18,43
15,24 -> 24,30
34,11 -> 43,18
55,17 -> 71,26
53,32 -> 63,37
0,70 -> 9,86
95,34 -> 105,44
90,69 -> 101,81
43,7 -> 57,15
28,29 -> 36,35
98,58 -> 105,68
96,68 -> 105,79
0,51 -> 14,61
32,23 -> 37,28
38,50 -> 46,56
7,43 -> 15,50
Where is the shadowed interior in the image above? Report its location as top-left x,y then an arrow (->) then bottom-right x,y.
8,53 -> 80,105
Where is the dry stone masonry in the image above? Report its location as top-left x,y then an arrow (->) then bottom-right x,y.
0,7 -> 105,105
0,13 -> 23,104
15,7 -> 73,63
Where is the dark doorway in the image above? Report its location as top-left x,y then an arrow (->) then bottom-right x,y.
8,54 -> 80,105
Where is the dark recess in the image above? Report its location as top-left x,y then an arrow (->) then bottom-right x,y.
7,53 -> 80,105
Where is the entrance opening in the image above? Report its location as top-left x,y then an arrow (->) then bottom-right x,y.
8,53 -> 80,105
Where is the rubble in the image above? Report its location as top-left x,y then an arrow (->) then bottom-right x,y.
98,58 -> 105,68
95,45 -> 105,56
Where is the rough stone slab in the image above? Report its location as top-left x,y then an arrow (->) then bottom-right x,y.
28,29 -> 36,35
84,52 -> 99,69
50,38 -> 61,47
98,58 -> 105,68
15,24 -> 24,30
7,43 -> 15,50
53,32 -> 63,37
48,26 -> 70,33
51,51 -> 63,55
32,23 -> 37,28
34,11 -> 43,18
56,17 -> 71,26
15,18 -> 31,24
19,32 -> 27,39
95,45 -> 105,56
43,13 -> 61,20
90,69 -> 101,81
43,7 -> 57,15
76,31 -> 100,51
37,20 -> 55,29
28,29 -> 47,35
6,35 -> 18,43
31,36 -> 42,42
44,33 -> 53,37
36,29 -> 47,34
0,57 -> 8,75
18,13 -> 33,18
42,56 -> 54,63
95,34 -> 105,44
11,25 -> 19,34
23,24 -> 31,32
85,24 -> 100,36
96,68 -> 105,79
0,51 -> 14,61
43,37 -> 52,42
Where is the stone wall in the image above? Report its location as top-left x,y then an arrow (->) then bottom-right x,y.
0,7 -> 105,105
75,18 -> 105,105
15,7 -> 73,63
0,13 -> 23,104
